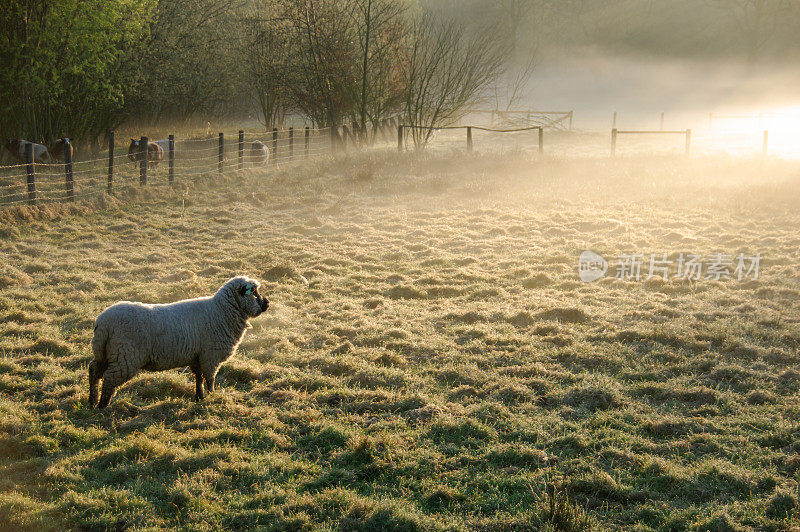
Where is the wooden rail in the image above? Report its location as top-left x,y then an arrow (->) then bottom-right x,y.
465,109 -> 573,130
611,128 -> 692,157
398,124 -> 544,154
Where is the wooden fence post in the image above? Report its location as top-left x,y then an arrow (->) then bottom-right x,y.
466,126 -> 472,152
398,125 -> 403,152
612,112 -> 617,129
238,130 -> 244,171
25,143 -> 35,205
107,131 -> 114,194
538,127 -> 544,154
305,126 -> 310,158
568,111 -> 574,130
168,134 -> 174,184
218,132 -> 224,175
289,127 -> 294,160
685,129 -> 691,156
660,112 -> 665,131
139,136 -> 147,186
64,139 -> 74,201
272,128 -> 278,164
762,130 -> 769,156
611,128 -> 618,157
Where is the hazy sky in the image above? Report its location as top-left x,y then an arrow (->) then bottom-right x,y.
473,0 -> 800,128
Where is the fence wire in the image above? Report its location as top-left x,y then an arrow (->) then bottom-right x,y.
0,126 -> 342,207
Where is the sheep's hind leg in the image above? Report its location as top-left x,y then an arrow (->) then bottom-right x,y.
97,361 -> 137,409
97,380 -> 116,409
190,358 -> 205,401
88,359 -> 108,407
88,361 -> 100,407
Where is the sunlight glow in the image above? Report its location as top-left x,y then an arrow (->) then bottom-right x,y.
711,106 -> 800,159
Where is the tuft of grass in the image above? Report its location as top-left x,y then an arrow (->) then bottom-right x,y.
766,490 -> 798,520
422,486 -> 465,511
534,479 -> 596,531
427,417 -> 497,448
562,379 -> 623,412
486,444 -> 551,469
537,307 -> 589,324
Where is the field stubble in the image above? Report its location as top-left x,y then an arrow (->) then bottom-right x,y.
0,150 -> 799,530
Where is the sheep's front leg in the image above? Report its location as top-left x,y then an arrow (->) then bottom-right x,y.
201,350 -> 228,397
190,358 -> 205,401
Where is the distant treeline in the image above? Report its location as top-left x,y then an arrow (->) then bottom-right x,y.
1,0 -> 795,151
0,0 -> 533,151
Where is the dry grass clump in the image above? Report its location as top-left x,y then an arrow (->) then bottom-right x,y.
0,150 -> 798,529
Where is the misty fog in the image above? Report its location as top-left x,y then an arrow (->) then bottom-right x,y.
442,0 -> 800,128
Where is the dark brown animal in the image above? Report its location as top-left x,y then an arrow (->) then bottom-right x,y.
128,139 -> 164,170
51,138 -> 74,163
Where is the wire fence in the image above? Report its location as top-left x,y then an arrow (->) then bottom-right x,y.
3,111 -> 797,207
0,126 -> 337,207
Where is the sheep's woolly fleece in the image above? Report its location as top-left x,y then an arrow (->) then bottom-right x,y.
89,275 -> 268,407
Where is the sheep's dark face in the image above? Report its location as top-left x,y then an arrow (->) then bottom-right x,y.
236,278 -> 269,317
127,139 -> 139,162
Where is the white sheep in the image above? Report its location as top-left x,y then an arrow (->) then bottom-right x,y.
250,140 -> 269,165
89,276 -> 269,409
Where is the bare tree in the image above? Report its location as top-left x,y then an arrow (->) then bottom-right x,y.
242,4 -> 291,128
348,0 -> 408,141
278,0 -> 358,127
357,0 -> 373,136
401,14 -> 508,147
262,0 -> 407,133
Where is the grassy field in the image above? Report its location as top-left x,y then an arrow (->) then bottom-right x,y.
1,150 -> 799,530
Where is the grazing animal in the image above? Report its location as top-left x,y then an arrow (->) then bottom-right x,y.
250,140 -> 269,164
153,138 -> 172,155
4,139 -> 52,164
127,139 -> 164,170
89,276 -> 269,409
50,138 -> 74,162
